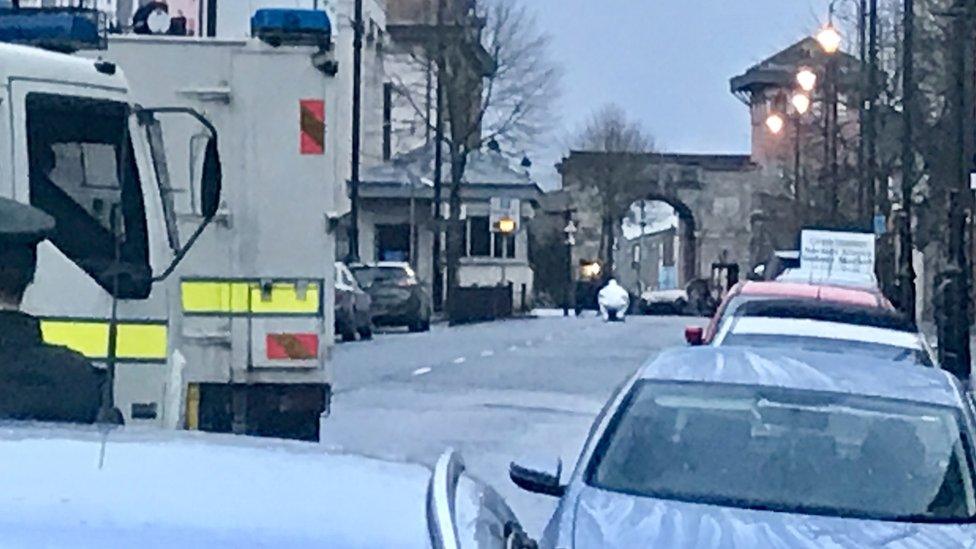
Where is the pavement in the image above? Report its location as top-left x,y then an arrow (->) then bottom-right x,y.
321,312 -> 701,537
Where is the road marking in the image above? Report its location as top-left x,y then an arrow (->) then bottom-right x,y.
452,357 -> 467,364
412,367 -> 432,376
508,345 -> 519,352
480,350 -> 495,357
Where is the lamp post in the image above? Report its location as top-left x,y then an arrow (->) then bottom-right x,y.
765,77 -> 813,214
899,0 -> 917,321
817,19 -> 842,225
790,91 -> 812,210
347,0 -> 364,263
563,213 -> 578,317
637,200 -> 647,295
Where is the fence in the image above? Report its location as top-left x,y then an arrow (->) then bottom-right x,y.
449,283 -> 514,325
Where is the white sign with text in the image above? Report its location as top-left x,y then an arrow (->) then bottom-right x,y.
800,230 -> 876,276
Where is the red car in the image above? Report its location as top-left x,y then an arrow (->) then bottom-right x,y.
685,280 -> 893,345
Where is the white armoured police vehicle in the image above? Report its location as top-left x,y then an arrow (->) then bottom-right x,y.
0,7 -> 222,429
86,6 -> 342,441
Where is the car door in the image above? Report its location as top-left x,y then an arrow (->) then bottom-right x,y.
428,450 -> 535,549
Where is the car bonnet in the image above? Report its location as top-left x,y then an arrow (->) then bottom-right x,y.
570,486 -> 976,549
0,424 -> 432,548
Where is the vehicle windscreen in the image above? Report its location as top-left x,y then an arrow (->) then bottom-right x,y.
351,266 -> 415,287
720,333 -> 934,367
587,381 -> 976,523
719,295 -> 781,320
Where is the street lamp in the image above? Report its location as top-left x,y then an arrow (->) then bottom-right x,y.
765,113 -> 786,135
791,92 -> 811,115
817,15 -> 842,224
817,24 -> 843,54
796,68 -> 818,92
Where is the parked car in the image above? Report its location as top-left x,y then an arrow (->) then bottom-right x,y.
685,280 -> 892,345
712,313 -> 937,367
334,261 -> 372,342
638,288 -> 687,315
0,423 -> 535,547
750,250 -> 801,281
350,262 -> 432,332
510,346 -> 976,548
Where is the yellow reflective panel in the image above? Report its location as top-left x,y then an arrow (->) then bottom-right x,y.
181,281 -> 229,313
248,283 -> 320,314
41,320 -> 108,358
116,323 -> 168,360
183,280 -> 321,314
229,283 -> 251,313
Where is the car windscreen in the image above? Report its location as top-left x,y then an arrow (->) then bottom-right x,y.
351,267 -> 415,287
720,333 -> 934,367
586,381 -> 976,523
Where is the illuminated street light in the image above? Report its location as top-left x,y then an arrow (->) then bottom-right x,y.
495,217 -> 517,234
765,113 -> 785,135
796,68 -> 818,92
791,93 -> 811,115
816,25 -> 842,54
580,261 -> 602,280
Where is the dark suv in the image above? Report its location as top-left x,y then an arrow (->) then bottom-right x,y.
350,263 -> 432,332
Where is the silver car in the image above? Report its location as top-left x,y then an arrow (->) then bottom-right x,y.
511,347 -> 976,548
0,424 -> 534,548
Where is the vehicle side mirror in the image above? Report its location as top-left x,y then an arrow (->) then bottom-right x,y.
685,326 -> 704,346
201,137 -> 222,219
509,460 -> 564,497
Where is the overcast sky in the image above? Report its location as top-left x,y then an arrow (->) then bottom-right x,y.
526,0 -> 832,187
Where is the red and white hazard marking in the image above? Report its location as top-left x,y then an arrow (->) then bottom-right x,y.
300,99 -> 325,155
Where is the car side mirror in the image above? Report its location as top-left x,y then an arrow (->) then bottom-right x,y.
685,326 -> 704,346
509,460 -> 564,497
200,137 -> 222,219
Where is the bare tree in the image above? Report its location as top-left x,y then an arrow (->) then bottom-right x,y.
389,0 -> 558,309
571,104 -> 654,273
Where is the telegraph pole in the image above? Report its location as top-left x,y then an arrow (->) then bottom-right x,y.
431,0 -> 445,311
346,0 -> 364,263
899,0 -> 917,319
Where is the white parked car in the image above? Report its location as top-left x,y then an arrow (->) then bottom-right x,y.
639,289 -> 688,315
0,424 -> 533,548
713,315 -> 938,367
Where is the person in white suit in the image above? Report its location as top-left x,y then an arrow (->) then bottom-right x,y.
598,278 -> 630,321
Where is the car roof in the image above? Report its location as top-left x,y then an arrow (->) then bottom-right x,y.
724,317 -> 923,350
737,281 -> 885,308
350,262 -> 411,269
638,347 -> 961,408
775,268 -> 878,289
0,424 -> 431,547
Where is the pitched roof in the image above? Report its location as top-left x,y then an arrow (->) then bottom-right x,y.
360,143 -> 542,201
730,37 -> 861,96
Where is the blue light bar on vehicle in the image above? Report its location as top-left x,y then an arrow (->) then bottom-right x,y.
251,9 -> 332,49
0,8 -> 106,52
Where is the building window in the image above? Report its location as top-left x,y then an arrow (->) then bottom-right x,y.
376,224 -> 411,262
468,216 -> 491,257
493,233 -> 516,259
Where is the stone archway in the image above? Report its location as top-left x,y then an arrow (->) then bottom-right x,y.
559,150 -> 767,289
